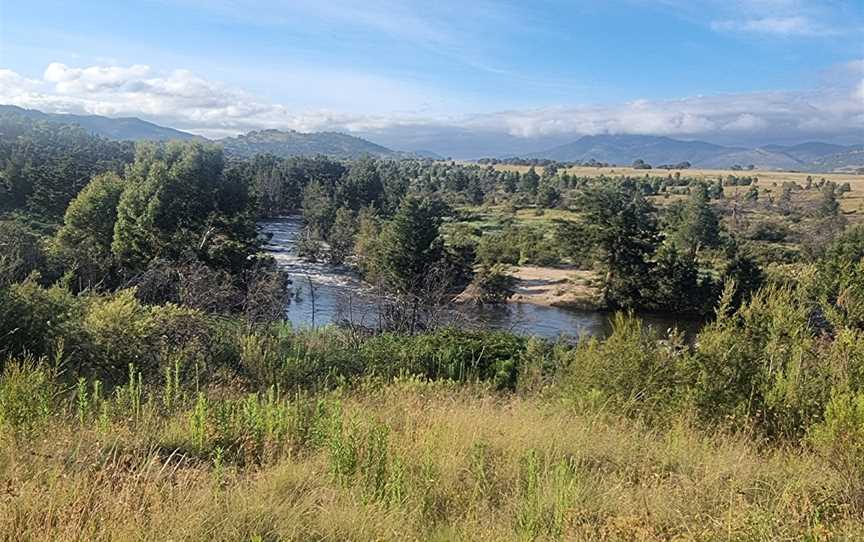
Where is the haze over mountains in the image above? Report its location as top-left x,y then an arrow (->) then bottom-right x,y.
2,104 -> 860,172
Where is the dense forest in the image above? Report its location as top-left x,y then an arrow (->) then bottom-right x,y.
3,113 -> 864,538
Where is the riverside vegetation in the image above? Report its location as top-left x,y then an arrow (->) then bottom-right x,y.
2,114 -> 864,539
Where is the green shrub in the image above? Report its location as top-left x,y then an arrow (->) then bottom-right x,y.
0,357 -> 58,433
809,392 -> 864,503
360,328 -> 526,390
0,280 -> 79,363
81,289 -> 158,379
687,286 -> 830,438
558,313 -> 681,416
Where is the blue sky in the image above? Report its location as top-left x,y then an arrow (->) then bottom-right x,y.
1,0 -> 862,156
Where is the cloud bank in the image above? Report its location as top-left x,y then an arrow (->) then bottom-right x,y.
1,61 -> 861,157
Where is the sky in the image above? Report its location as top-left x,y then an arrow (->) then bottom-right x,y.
0,0 -> 862,157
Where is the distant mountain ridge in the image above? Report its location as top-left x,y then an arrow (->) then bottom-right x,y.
525,134 -> 864,172
0,105 -> 433,160
0,104 -> 198,142
218,128 -> 405,159
1,104 -> 860,170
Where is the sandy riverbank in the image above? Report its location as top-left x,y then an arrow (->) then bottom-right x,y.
508,266 -> 603,309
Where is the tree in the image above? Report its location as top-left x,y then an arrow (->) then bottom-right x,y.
819,183 -> 840,217
536,181 -> 561,208
327,207 -> 357,265
0,220 -> 46,287
721,242 -> 764,310
649,245 -> 717,314
469,264 -> 516,305
300,180 -> 335,239
55,172 -> 125,288
375,197 -> 448,296
671,183 -> 722,256
576,182 -> 659,308
519,168 -> 540,194
112,142 -> 260,274
337,158 -> 384,211
353,206 -> 382,279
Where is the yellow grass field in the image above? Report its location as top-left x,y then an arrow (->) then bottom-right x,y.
478,163 -> 864,214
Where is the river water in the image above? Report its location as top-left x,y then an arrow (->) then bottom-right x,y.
260,217 -> 698,340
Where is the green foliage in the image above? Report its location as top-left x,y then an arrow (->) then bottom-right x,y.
576,182 -> 659,308
687,286 -> 828,438
327,207 -> 357,265
337,158 -> 385,211
669,183 -> 722,255
112,142 -> 260,274
54,172 -> 125,288
559,313 -> 681,416
648,245 -> 717,314
810,391 -> 864,501
0,357 -> 58,433
0,220 -> 46,286
0,279 -> 78,361
470,264 -> 516,305
374,197 -> 449,295
0,116 -> 133,221
301,180 -> 335,238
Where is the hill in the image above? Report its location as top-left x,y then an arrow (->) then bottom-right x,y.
0,104 -> 197,142
217,129 -> 405,160
526,134 -> 733,166
525,134 -> 864,172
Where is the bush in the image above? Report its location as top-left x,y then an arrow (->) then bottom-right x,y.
0,357 -> 58,433
477,232 -> 520,265
687,286 -> 829,438
809,392 -> 864,503
558,313 -> 682,417
360,328 -> 527,390
469,264 -> 516,305
0,280 -> 79,363
81,289 -> 159,379
747,220 -> 789,242
0,220 -> 47,287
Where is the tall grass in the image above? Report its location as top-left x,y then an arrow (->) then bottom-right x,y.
3,281 -> 864,538
1,374 -> 861,540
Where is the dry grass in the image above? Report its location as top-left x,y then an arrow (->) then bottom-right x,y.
1,378 -> 860,541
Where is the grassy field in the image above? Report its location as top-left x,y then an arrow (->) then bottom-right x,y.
482,164 -> 864,212
2,378 -> 859,541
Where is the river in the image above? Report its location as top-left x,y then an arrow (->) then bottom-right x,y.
260,217 -> 699,340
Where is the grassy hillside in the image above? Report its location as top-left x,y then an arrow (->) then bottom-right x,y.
3,379 -> 855,541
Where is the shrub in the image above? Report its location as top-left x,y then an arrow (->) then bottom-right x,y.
0,280 -> 79,363
81,289 -> 158,379
469,264 -> 516,305
558,313 -> 682,417
0,357 -> 58,433
687,286 -> 830,438
747,220 -> 789,242
0,220 -> 47,287
809,392 -> 864,504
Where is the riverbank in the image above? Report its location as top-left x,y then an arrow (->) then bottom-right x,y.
508,265 -> 603,310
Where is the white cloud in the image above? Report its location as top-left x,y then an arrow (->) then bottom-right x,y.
710,16 -> 834,36
0,62 -> 861,148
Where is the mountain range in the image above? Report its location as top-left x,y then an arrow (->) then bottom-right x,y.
525,134 -> 864,172
1,104 -> 860,171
